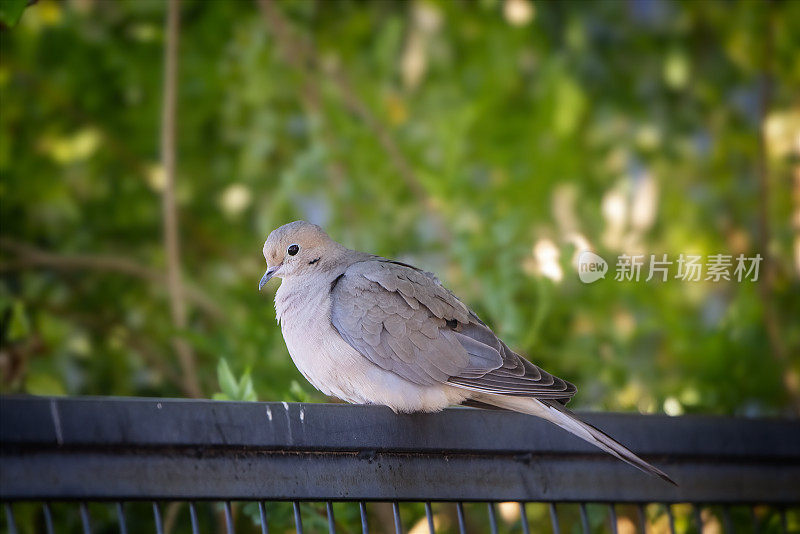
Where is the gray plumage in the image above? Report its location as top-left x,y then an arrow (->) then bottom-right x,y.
260,220 -> 675,485
331,259 -> 577,401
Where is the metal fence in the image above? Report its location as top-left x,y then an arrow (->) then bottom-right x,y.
1,397 -> 798,533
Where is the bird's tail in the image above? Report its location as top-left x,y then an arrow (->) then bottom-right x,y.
475,393 -> 676,485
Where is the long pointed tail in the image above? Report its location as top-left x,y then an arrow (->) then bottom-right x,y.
476,394 -> 676,485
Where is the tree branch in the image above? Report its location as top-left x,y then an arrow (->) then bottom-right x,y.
755,5 -> 800,413
257,0 -> 452,242
160,0 -> 201,398
0,238 -> 223,320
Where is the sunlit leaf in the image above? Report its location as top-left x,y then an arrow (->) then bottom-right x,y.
7,300 -> 30,341
216,358 -> 239,401
0,0 -> 28,28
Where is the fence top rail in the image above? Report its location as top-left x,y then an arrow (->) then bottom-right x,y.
2,396 -> 799,459
2,396 -> 800,503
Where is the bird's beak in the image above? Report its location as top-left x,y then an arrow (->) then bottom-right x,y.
259,265 -> 280,290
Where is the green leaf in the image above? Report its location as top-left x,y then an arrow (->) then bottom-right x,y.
288,380 -> 310,403
25,373 -> 66,396
553,74 -> 587,137
214,359 -> 257,401
216,358 -> 239,400
7,300 -> 30,341
237,367 -> 257,402
239,377 -> 257,402
0,0 -> 29,28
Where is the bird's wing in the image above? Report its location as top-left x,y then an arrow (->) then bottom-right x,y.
330,259 -> 576,401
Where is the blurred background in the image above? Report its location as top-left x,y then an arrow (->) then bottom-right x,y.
1,0 -> 799,531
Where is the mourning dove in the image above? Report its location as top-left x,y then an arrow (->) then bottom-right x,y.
260,220 -> 674,483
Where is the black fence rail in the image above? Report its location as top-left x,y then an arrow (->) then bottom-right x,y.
1,396 -> 799,533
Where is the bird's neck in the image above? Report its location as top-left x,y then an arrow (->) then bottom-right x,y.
273,262 -> 346,326
273,246 -> 372,326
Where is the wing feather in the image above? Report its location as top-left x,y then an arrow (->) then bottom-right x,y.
330,259 -> 576,402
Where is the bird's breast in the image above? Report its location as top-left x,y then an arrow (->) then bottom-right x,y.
274,278 -> 352,396
272,277 -> 469,412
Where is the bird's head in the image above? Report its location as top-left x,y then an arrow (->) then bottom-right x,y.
259,220 -> 340,289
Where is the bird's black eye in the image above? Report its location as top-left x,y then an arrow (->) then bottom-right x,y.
287,244 -> 299,256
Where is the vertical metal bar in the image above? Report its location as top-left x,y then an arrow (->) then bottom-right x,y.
722,506 -> 733,534
693,505 -> 703,534
293,501 -> 303,534
4,503 -> 17,534
80,502 -> 92,534
425,503 -> 435,533
488,502 -> 498,534
519,502 -> 530,534
608,504 -> 618,534
392,502 -> 403,534
579,503 -> 590,534
115,503 -> 127,534
189,502 -> 200,534
326,502 -> 336,534
548,503 -> 560,534
750,505 -> 758,534
637,504 -> 647,534
666,505 -> 675,534
359,502 -> 369,534
43,503 -> 55,534
224,501 -> 234,534
259,502 -> 269,534
153,502 -> 164,534
780,507 -> 787,534
456,503 -> 467,534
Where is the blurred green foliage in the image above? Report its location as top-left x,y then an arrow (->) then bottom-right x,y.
2,0 -> 799,412
212,357 -> 257,401
1,0 -> 799,530
0,0 -> 28,28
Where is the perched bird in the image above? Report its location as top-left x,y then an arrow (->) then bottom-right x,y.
260,220 -> 674,484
